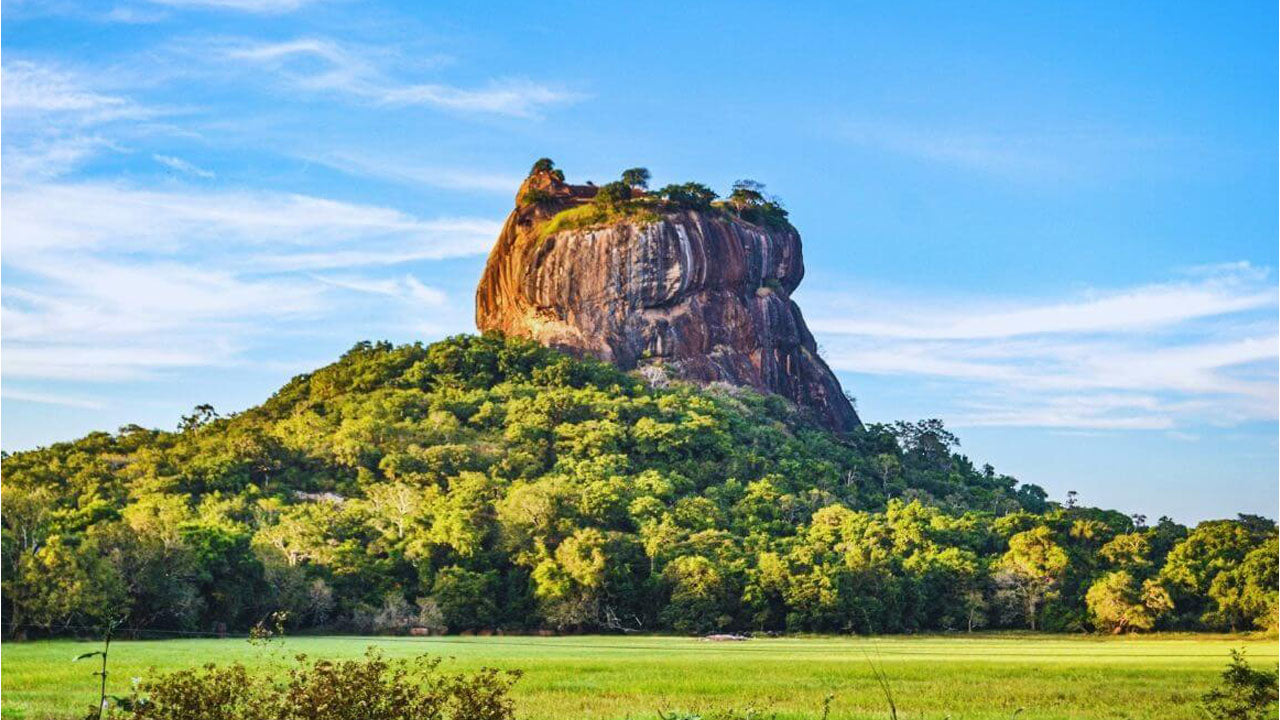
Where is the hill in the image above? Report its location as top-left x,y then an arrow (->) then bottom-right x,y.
3,333 -> 1274,638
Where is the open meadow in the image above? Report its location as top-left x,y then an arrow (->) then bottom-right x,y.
2,633 -> 1275,720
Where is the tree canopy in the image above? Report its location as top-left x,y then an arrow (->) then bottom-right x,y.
3,334 -> 1274,637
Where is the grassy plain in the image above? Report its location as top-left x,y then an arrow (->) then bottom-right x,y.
2,633 -> 1275,720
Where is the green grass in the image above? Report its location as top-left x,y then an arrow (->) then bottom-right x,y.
2,633 -> 1275,720
536,201 -> 660,241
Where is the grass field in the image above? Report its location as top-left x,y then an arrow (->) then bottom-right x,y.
2,633 -> 1275,720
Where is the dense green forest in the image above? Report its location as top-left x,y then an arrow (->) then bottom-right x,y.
2,334 -> 1275,638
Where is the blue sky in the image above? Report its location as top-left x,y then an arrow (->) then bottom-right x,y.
2,1 -> 1276,524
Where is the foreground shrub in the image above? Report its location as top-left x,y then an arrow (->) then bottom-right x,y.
1201,650 -> 1278,720
120,649 -> 521,720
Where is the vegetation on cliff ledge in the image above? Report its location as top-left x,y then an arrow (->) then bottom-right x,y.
531,159 -> 792,241
3,334 -> 1276,638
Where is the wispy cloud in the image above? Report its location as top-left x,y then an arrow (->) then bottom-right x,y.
812,269 -> 1275,340
219,37 -> 580,117
306,151 -> 521,194
1,60 -> 168,181
2,61 -> 155,121
0,388 -> 105,410
810,264 -> 1278,430
2,181 -> 496,380
312,273 -> 448,306
154,153 -> 216,178
835,120 -> 1172,181
147,0 -> 317,12
3,182 -> 497,256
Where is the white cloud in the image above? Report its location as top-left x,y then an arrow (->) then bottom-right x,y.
220,38 -> 579,117
1,61 -> 169,181
811,277 -> 1275,340
836,120 -> 1171,181
147,0 -> 316,12
0,388 -> 104,410
811,265 -> 1279,430
2,180 -> 498,381
2,182 -> 496,256
313,273 -> 449,307
1,61 -> 153,121
154,154 -> 216,178
307,151 -> 521,194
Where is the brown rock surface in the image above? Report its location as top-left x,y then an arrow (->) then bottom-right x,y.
475,170 -> 860,431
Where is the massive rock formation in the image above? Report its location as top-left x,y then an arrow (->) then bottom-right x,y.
475,169 -> 860,431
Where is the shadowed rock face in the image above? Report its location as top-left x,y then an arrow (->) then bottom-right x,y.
476,170 -> 860,431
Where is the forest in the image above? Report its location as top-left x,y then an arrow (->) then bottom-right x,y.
3,333 -> 1275,638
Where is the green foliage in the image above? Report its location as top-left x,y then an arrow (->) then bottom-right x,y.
594,181 -> 633,207
1160,519 -> 1278,630
725,179 -> 790,228
621,167 -> 651,189
530,158 -> 555,174
2,333 -> 1274,638
656,182 -> 718,210
1085,570 -> 1172,633
1201,650 -> 1279,720
520,188 -> 555,205
119,649 -> 521,720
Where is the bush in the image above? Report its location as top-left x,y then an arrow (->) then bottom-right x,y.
530,157 -> 555,174
594,181 -> 633,208
1201,650 -> 1279,720
726,179 -> 789,227
520,188 -> 555,205
656,182 -> 717,210
120,649 -> 521,720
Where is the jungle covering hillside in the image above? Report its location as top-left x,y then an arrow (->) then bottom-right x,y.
2,334 -> 1275,637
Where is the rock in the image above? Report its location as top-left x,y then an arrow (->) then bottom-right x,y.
475,169 -> 860,431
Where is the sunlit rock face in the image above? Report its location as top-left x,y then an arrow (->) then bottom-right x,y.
475,170 -> 860,431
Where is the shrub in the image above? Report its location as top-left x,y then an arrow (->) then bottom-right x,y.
725,179 -> 789,227
530,157 -> 555,174
120,649 -> 521,720
657,182 -> 717,210
594,181 -> 633,208
520,188 -> 555,205
1201,650 -> 1279,720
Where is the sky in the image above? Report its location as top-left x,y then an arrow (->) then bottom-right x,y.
2,1 -> 1276,524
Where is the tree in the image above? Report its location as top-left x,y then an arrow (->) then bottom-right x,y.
620,167 -> 651,189
999,526 -> 1069,630
659,555 -> 736,633
728,179 -> 766,208
725,179 -> 789,226
962,588 -> 988,632
1099,532 -> 1155,573
8,535 -> 127,633
593,181 -> 632,207
656,182 -> 717,209
1160,518 -> 1278,629
1085,570 -> 1171,633
179,404 -> 219,433
431,567 -> 500,632
530,158 -> 555,174
1206,538 -> 1279,632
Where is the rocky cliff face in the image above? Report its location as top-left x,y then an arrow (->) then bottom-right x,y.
475,170 -> 860,431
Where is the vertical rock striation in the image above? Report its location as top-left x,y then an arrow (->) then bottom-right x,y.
475,170 -> 860,431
